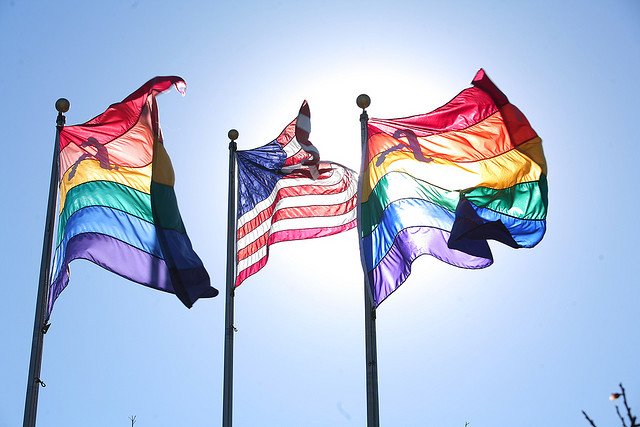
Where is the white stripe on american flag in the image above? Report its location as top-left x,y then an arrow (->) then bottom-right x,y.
236,221 -> 356,285
236,209 -> 357,273
236,164 -> 357,276
237,194 -> 357,252
236,170 -> 357,245
282,137 -> 301,158
237,165 -> 351,228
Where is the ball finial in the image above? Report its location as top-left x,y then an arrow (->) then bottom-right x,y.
228,129 -> 239,141
55,98 -> 70,113
356,94 -> 370,109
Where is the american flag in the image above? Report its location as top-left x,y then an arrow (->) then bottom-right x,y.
235,101 -> 358,286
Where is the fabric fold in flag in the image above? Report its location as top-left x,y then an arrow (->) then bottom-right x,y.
360,69 -> 548,307
49,76 -> 217,317
235,101 -> 358,287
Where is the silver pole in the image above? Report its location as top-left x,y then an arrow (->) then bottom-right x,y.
222,129 -> 238,427
23,98 -> 69,427
357,94 -> 380,427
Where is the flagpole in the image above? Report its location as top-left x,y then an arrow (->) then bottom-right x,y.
222,129 -> 239,427
357,94 -> 380,427
23,98 -> 69,427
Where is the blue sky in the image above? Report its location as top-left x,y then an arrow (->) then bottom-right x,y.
1,1 -> 639,426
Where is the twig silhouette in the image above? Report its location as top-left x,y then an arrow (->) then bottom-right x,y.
583,383 -> 638,427
618,383 -> 638,427
582,410 -> 597,427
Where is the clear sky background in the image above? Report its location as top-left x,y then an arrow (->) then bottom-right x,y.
1,1 -> 639,426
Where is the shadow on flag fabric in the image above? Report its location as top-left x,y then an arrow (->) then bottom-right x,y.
49,76 -> 218,317
235,101 -> 358,286
360,69 -> 548,307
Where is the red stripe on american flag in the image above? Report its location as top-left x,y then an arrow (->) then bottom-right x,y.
237,229 -> 269,262
276,121 -> 296,146
237,196 -> 357,262
237,174 -> 354,239
284,148 -> 309,167
235,220 -> 357,287
269,221 -> 357,245
237,193 -> 356,256
238,205 -> 358,262
236,257 -> 268,287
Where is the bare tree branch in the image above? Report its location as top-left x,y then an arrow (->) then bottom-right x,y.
619,383 -> 638,427
584,383 -> 638,427
616,405 -> 628,427
583,410 -> 598,427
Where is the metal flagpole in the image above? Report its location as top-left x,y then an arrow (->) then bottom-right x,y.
357,94 -> 380,427
23,98 -> 69,427
222,129 -> 239,427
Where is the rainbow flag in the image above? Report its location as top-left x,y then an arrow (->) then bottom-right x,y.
360,69 -> 548,306
235,101 -> 358,286
49,77 -> 218,317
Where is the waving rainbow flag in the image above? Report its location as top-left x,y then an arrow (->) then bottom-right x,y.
360,69 -> 548,306
49,77 -> 218,317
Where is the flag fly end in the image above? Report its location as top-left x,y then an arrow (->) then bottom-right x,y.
174,81 -> 187,96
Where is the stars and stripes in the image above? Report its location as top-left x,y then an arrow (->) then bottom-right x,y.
235,101 -> 358,286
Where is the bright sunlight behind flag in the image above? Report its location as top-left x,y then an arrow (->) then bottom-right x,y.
360,69 -> 548,307
49,76 -> 218,317
235,101 -> 358,286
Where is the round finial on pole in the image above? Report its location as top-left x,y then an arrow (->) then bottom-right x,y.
228,129 -> 239,141
55,98 -> 70,113
356,94 -> 371,110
